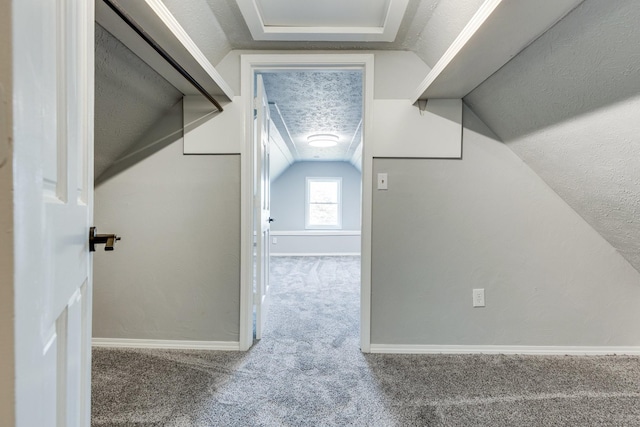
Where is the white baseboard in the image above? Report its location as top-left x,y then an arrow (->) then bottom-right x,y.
92,338 -> 241,351
369,344 -> 640,356
271,252 -> 361,257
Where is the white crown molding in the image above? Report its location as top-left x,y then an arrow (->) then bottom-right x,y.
235,0 -> 409,42
92,338 -> 241,351
370,344 -> 640,356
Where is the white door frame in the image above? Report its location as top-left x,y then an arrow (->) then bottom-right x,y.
239,54 -> 374,352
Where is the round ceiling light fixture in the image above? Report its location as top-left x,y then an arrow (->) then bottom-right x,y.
307,133 -> 339,148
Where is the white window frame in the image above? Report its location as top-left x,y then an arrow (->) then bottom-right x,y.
305,177 -> 342,230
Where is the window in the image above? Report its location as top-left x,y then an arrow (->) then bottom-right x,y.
306,177 -> 342,229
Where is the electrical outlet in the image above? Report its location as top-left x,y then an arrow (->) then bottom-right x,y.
272,237 -> 278,244
473,289 -> 485,307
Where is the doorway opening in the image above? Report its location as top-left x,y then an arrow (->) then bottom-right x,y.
240,55 -> 374,352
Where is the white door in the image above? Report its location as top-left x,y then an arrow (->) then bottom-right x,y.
255,75 -> 272,339
13,0 -> 94,426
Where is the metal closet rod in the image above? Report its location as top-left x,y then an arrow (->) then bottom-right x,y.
102,0 -> 223,112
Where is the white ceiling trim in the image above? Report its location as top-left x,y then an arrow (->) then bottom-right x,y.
235,0 -> 409,42
412,0 -> 584,101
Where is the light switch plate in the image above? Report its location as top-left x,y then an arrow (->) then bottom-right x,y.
377,173 -> 388,190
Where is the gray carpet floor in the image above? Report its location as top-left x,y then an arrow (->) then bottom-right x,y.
92,256 -> 640,426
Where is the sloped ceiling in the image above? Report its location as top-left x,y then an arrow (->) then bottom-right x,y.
465,0 -> 640,271
95,0 -> 640,275
166,0 -> 486,69
95,24 -> 182,180
95,0 -> 486,177
160,0 -> 232,66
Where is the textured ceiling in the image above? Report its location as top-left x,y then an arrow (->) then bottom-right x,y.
161,0 -> 232,66
261,71 -> 362,161
94,24 -> 182,180
465,0 -> 640,272
95,0 -> 487,177
162,0 -> 487,69
406,0 -> 487,67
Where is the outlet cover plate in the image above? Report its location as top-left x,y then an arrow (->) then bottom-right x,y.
473,288 -> 485,307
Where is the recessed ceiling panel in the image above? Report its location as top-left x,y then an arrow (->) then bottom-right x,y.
235,0 -> 408,41
257,0 -> 390,28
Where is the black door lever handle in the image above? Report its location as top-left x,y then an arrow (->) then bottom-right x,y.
90,226 -> 121,252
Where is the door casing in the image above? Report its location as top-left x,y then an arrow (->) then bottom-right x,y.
239,54 -> 374,352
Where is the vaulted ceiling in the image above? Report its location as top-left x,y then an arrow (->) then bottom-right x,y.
162,0 -> 486,67
94,0 -> 486,176
94,0 -> 640,272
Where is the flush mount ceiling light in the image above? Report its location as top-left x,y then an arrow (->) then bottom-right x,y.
307,134 -> 339,148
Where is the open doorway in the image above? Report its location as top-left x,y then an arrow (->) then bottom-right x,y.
252,69 -> 364,340
260,70 -> 363,256
240,55 -> 375,352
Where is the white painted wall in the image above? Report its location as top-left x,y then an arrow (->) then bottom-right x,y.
0,0 -> 14,421
93,140 -> 241,342
371,106 -> 640,347
270,161 -> 361,255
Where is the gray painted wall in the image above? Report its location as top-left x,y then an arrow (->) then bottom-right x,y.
93,23 -> 640,347
371,106 -> 640,346
93,142 -> 241,342
465,0 -> 640,273
271,161 -> 362,231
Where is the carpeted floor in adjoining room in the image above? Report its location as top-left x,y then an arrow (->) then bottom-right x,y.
91,256 -> 640,426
